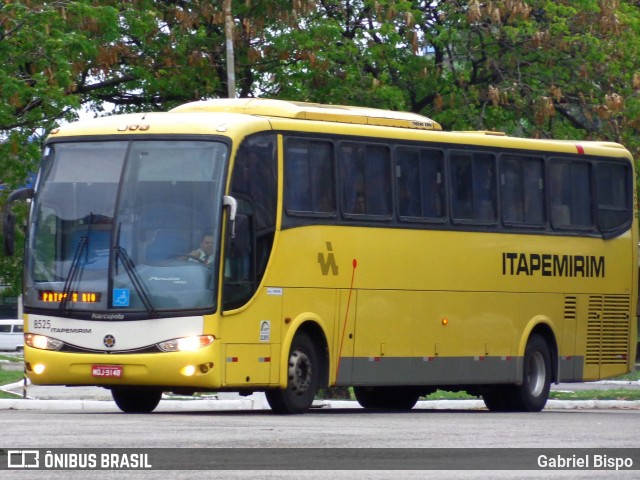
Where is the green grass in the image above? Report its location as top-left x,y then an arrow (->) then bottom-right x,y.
425,390 -> 475,400
0,369 -> 26,399
613,368 -> 640,381
0,354 -> 21,362
0,352 -> 25,399
0,370 -> 24,385
549,389 -> 640,401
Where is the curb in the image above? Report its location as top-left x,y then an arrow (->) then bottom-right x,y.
1,393 -> 639,412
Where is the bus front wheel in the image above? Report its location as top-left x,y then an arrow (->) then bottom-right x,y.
513,334 -> 552,412
266,332 -> 319,414
111,387 -> 162,413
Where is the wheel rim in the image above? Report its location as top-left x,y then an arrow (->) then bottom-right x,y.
526,351 -> 546,397
288,349 -> 312,396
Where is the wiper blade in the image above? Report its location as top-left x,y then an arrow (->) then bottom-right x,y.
59,212 -> 95,312
114,245 -> 157,316
59,235 -> 88,313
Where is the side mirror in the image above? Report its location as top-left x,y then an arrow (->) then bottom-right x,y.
223,195 -> 238,238
3,187 -> 34,256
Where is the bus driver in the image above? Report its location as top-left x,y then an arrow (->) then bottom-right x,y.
187,233 -> 214,265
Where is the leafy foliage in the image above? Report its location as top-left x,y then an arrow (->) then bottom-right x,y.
260,0 -> 640,150
2,0 -> 640,293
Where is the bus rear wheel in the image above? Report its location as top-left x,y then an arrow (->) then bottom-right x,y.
111,387 -> 162,413
483,334 -> 551,412
354,386 -> 420,410
481,386 -> 516,412
266,332 -> 319,414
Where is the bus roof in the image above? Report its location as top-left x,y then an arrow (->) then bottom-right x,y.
48,99 -> 630,159
170,98 -> 442,131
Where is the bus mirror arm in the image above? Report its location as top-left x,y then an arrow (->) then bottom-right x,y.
223,195 -> 238,238
3,187 -> 34,257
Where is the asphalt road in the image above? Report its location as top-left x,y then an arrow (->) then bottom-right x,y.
1,402 -> 639,480
2,352 -> 640,480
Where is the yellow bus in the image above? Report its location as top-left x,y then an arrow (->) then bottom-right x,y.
3,98 -> 637,413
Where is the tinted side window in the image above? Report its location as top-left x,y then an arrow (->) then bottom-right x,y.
284,139 -> 335,215
500,156 -> 545,226
450,152 -> 496,223
231,134 -> 278,235
395,148 -> 445,221
340,143 -> 391,218
596,162 -> 632,235
549,160 -> 592,229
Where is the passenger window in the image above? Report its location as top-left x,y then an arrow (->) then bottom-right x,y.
231,134 -> 278,236
284,139 -> 335,215
395,147 -> 444,221
596,162 -> 631,235
450,152 -> 496,223
549,160 -> 592,229
500,156 -> 545,226
340,143 -> 391,218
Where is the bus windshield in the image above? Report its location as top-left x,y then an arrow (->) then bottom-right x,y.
24,139 -> 227,315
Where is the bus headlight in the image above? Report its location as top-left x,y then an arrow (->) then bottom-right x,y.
24,333 -> 63,351
157,335 -> 215,352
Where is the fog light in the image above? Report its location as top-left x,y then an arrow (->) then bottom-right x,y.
33,364 -> 46,374
181,365 -> 196,377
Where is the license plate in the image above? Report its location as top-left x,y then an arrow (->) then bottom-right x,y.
91,365 -> 123,378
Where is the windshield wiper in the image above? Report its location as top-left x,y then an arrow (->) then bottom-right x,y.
114,245 -> 157,316
59,213 -> 96,313
59,235 -> 88,313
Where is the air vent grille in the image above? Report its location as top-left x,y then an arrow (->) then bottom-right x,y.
586,295 -> 631,365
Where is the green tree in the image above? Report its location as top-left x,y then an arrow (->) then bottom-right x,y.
0,0 -> 293,293
2,0 -> 640,294
0,1 -> 213,293
260,0 -> 640,155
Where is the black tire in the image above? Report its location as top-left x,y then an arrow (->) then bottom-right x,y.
482,386 -> 516,412
511,334 -> 552,411
484,334 -> 551,412
354,386 -> 420,410
111,387 -> 162,413
266,332 -> 319,414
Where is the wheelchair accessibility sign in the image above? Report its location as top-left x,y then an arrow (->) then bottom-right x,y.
112,289 -> 130,307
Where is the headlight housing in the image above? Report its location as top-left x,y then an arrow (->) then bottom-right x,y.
157,335 -> 215,352
24,333 -> 63,351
